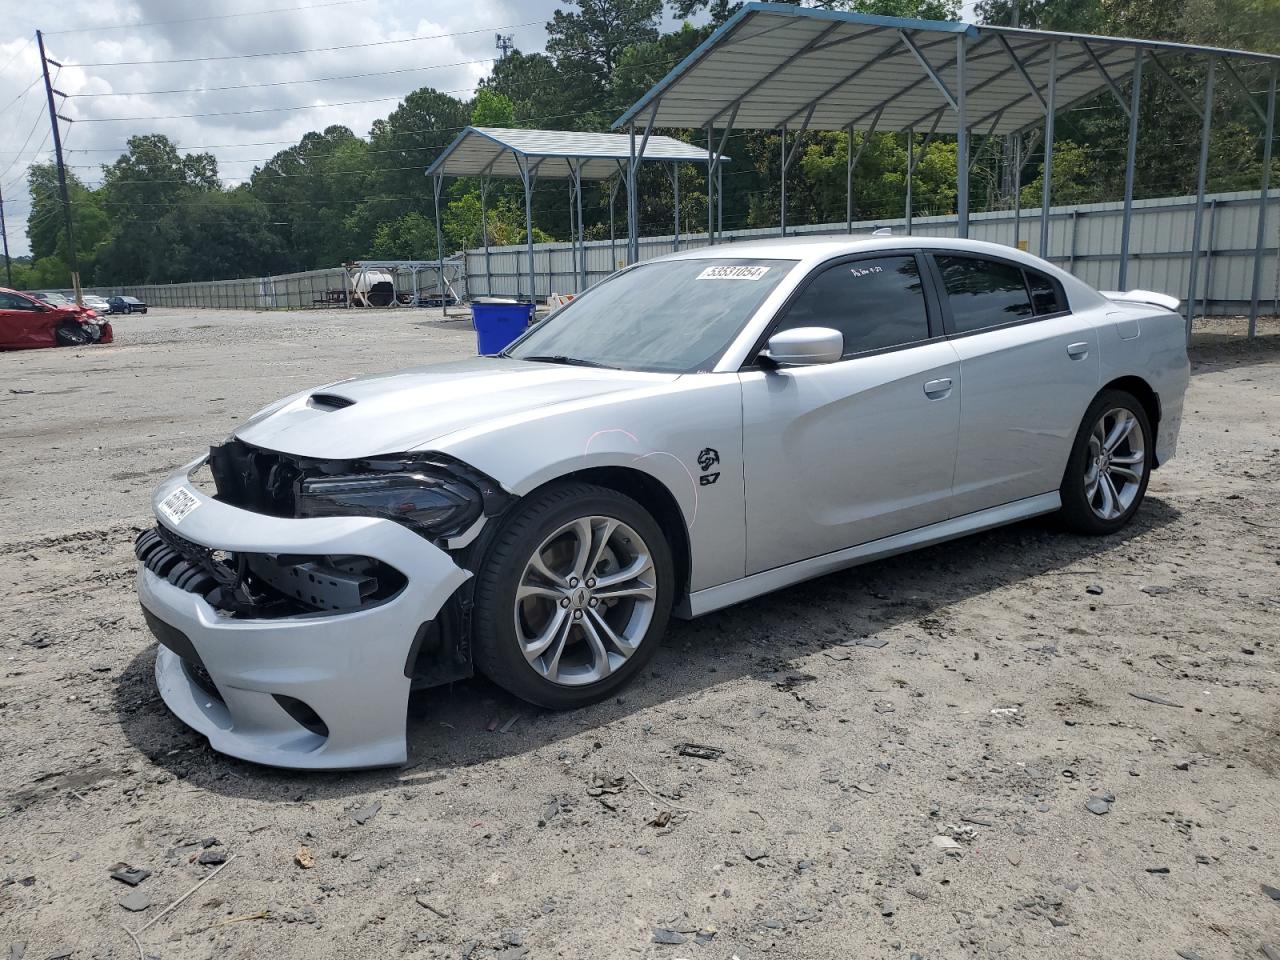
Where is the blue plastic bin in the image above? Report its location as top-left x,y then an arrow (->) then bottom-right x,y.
471,300 -> 535,355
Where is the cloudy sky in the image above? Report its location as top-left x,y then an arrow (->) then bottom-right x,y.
0,1 -> 985,261
0,0 -> 617,258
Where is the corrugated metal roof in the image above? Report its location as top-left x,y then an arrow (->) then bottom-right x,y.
427,127 -> 724,180
613,1 -> 1278,135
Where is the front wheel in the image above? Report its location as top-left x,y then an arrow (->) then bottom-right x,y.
55,322 -> 91,347
1058,389 -> 1153,535
471,482 -> 673,709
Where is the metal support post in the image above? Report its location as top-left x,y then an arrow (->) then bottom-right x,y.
479,176 -> 491,297
846,106 -> 883,234
956,34 -> 969,239
433,172 -> 446,317
1186,57 -> 1216,339
518,152 -> 536,302
671,163 -> 681,251
1119,49 -> 1144,290
575,160 -> 585,291
906,129 -> 914,235
1040,42 -> 1058,258
780,123 -> 788,237
1248,66 -> 1277,337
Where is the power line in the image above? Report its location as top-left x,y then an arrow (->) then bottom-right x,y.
44,0 -> 373,35
0,105 -> 49,184
0,35 -> 34,82
0,74 -> 42,117
66,20 -> 543,67
0,129 -> 51,194
71,92 -> 434,123
65,56 -> 496,99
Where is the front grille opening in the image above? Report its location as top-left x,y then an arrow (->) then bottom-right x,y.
273,695 -> 329,738
136,527 -> 406,618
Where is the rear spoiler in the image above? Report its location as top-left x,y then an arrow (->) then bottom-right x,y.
1099,289 -> 1180,311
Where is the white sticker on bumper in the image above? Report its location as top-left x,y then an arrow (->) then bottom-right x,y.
159,487 -> 200,525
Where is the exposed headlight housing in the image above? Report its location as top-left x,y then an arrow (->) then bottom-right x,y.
297,469 -> 482,537
207,439 -> 508,542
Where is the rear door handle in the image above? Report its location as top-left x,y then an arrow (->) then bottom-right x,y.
1067,341 -> 1090,359
923,377 -> 953,399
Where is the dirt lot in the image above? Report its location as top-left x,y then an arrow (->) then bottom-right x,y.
1,308 -> 1278,960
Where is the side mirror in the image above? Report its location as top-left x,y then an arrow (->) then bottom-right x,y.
761,327 -> 843,367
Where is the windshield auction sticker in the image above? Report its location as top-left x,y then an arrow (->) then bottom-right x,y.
696,265 -> 772,281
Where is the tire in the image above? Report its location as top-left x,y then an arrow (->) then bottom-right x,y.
471,481 -> 674,709
55,322 -> 91,347
1058,389 -> 1153,535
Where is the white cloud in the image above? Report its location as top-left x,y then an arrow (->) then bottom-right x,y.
0,0 -> 565,258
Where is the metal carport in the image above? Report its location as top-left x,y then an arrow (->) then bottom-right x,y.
614,1 -> 1279,337
426,126 -> 726,307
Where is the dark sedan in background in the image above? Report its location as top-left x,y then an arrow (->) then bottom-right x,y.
107,295 -> 148,314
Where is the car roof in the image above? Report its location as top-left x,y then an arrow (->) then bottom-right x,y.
653,234 -> 1035,263
646,234 -> 1108,307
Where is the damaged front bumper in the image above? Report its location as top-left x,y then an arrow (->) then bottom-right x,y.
136,458 -> 470,769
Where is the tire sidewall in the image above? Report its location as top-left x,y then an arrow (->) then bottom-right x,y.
472,483 -> 674,709
1060,390 -> 1153,534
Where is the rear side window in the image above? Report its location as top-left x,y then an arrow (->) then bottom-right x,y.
1027,269 -> 1065,315
774,255 -> 931,358
936,255 -> 1034,333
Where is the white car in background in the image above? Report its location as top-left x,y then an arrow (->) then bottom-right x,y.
135,236 -> 1189,769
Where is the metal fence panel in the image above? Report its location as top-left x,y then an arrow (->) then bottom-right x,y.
57,189 -> 1276,318
466,189 -> 1278,316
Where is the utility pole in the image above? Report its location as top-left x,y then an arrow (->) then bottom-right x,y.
37,29 -> 81,304
0,181 -> 12,288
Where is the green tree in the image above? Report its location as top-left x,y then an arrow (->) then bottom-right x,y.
249,125 -> 372,271
471,89 -> 516,127
547,0 -> 664,87
25,163 -> 109,286
94,134 -> 222,283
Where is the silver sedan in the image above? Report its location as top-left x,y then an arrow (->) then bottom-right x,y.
136,236 -> 1188,768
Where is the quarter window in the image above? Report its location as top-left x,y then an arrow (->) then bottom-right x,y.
936,255 -> 1034,333
774,255 -> 930,358
1027,268 -> 1065,315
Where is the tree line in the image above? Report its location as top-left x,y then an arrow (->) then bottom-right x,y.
12,0 -> 1279,290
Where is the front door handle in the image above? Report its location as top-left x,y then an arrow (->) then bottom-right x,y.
1067,341 -> 1090,360
923,377 -> 953,399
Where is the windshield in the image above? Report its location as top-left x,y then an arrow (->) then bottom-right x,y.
506,257 -> 795,373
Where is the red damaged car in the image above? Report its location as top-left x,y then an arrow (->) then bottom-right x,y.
0,288 -> 113,350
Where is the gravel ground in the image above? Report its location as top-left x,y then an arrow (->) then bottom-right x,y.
1,308 -> 1278,960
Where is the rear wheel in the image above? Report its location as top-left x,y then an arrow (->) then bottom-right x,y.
472,482 -> 673,709
1058,389 -> 1153,534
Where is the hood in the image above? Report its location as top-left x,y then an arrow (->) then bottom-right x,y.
234,356 -> 677,459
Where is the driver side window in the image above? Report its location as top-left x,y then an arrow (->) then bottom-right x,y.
0,292 -> 40,311
774,255 -> 931,359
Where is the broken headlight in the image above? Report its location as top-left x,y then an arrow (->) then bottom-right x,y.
296,468 -> 483,538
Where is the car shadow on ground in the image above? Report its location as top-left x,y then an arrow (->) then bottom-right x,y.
1189,329 -> 1280,374
113,497 -> 1180,802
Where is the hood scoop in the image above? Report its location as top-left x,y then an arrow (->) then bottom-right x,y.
307,392 -> 356,411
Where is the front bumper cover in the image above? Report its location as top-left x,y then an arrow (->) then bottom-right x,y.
137,458 -> 470,769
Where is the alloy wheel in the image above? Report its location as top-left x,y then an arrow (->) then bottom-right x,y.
1083,406 -> 1146,521
514,515 -> 657,686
